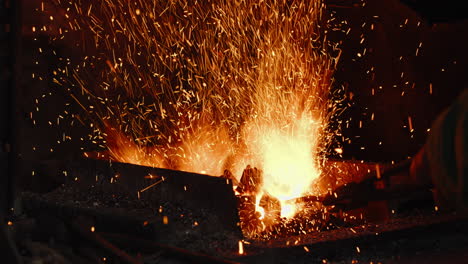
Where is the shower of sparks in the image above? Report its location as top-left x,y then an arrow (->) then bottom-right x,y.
139,177 -> 164,193
40,0 -> 344,233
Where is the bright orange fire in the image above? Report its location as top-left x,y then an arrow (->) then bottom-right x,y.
177,125 -> 234,176
240,42 -> 330,218
252,120 -> 322,217
104,126 -> 166,168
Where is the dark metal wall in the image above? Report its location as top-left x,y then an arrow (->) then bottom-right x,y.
0,0 -> 21,218
0,0 -> 22,262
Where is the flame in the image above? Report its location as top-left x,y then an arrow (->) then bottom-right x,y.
255,193 -> 266,220
103,121 -> 235,176
246,115 -> 323,217
280,203 -> 296,219
105,126 -> 166,168
177,125 -> 233,176
256,206 -> 266,220
244,115 -> 324,218
240,40 -> 332,218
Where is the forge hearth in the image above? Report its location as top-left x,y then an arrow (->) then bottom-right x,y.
15,159 -> 468,263
17,156 -> 397,240
13,157 -> 468,263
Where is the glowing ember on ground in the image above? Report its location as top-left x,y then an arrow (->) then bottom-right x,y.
43,0 -> 342,236
238,241 -> 244,255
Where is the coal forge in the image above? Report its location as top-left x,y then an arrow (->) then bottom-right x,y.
2,0 -> 468,263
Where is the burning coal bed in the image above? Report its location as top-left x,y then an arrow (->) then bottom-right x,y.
233,165 -> 350,239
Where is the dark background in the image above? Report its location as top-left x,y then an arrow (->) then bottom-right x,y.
328,0 -> 468,161
15,0 -> 468,169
